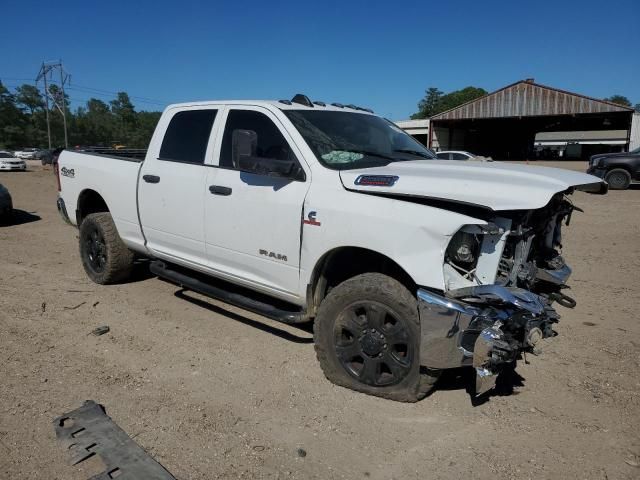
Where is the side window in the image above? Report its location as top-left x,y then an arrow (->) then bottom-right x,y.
220,110 -> 297,169
159,109 -> 217,164
452,153 -> 468,160
435,152 -> 447,159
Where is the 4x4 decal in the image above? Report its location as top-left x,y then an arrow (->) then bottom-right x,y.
61,167 -> 75,178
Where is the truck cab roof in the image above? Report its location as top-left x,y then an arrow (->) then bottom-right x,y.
165,99 -> 375,114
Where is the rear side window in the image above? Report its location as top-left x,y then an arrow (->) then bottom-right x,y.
159,109 -> 217,164
451,153 -> 468,160
219,110 -> 297,169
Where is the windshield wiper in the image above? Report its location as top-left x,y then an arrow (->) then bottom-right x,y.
393,149 -> 433,159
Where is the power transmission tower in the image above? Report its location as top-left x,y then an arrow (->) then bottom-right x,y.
36,60 -> 71,148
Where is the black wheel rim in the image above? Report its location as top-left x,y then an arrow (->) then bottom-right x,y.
333,301 -> 413,387
608,172 -> 626,188
83,226 -> 107,273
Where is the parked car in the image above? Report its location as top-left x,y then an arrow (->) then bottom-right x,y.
435,150 -> 492,161
56,95 -> 606,401
13,147 -> 39,159
0,183 -> 13,220
35,149 -> 53,164
0,151 -> 27,171
587,146 -> 640,190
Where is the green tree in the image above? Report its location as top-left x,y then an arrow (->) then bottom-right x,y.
0,81 -> 28,149
73,98 -> 114,146
127,110 -> 162,148
14,84 -> 48,146
110,92 -> 137,144
15,84 -> 44,115
437,86 -> 487,113
1,83 -> 163,149
411,87 -> 443,119
412,86 -> 487,119
603,95 -> 632,107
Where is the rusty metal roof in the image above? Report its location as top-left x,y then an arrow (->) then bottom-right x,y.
431,80 -> 633,121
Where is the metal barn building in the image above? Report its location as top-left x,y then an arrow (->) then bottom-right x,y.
402,79 -> 639,160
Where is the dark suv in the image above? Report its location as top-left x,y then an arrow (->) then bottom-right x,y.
587,147 -> 640,190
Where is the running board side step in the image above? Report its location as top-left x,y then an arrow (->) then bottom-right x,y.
150,261 -> 309,324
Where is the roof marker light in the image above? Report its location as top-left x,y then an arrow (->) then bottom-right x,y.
291,94 -> 314,107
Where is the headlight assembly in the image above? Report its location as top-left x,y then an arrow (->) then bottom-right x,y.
446,231 -> 481,267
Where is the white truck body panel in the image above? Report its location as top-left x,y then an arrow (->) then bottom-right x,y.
202,106 -> 311,298
299,176 -> 486,296
340,160 -> 603,210
57,99 -> 606,307
58,150 -> 146,251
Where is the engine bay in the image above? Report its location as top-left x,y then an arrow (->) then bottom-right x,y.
444,191 -> 581,306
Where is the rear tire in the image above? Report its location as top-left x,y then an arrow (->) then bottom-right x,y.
79,212 -> 134,284
605,168 -> 631,190
314,273 -> 439,402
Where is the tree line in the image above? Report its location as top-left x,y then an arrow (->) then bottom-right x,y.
411,86 -> 640,119
0,81 -> 161,150
1,80 -> 638,150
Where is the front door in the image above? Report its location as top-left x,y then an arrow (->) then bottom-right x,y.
204,107 -> 310,298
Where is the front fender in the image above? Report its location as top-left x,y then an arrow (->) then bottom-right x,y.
299,187 -> 486,293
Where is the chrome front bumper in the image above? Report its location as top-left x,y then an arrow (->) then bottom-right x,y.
417,285 -> 558,395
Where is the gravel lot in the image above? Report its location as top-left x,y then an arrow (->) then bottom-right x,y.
1,161 -> 639,479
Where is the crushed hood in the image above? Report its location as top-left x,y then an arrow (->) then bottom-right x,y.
340,160 -> 606,211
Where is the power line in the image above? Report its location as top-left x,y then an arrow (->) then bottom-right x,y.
3,73 -> 172,106
68,84 -> 170,105
4,84 -> 166,110
0,76 -> 35,82
66,85 -> 168,106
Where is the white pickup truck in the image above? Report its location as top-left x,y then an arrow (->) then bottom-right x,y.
57,94 -> 607,401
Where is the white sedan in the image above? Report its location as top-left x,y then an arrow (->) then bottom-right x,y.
0,151 -> 27,171
435,150 -> 492,161
13,148 -> 38,159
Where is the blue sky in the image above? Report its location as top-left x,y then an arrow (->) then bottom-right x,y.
2,0 -> 639,119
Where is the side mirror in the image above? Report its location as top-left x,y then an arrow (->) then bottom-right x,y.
231,129 -> 257,169
232,129 -> 301,179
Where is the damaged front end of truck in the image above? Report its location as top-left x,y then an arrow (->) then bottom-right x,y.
417,191 -> 598,395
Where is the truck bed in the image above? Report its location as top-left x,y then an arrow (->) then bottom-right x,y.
57,150 -> 148,252
74,147 -> 147,161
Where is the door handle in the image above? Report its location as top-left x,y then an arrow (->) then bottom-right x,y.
209,185 -> 232,196
143,174 -> 160,184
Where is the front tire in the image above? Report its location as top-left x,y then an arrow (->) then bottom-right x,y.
605,168 -> 631,190
314,273 -> 439,402
79,212 -> 134,284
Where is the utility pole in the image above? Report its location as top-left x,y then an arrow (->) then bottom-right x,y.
37,62 -> 52,149
58,63 -> 69,148
36,60 -> 70,148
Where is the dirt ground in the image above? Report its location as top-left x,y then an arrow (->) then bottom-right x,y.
1,160 -> 639,479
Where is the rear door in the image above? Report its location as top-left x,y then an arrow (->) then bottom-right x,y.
138,107 -> 219,266
203,106 -> 310,298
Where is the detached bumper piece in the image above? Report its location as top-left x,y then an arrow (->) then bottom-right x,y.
54,400 -> 176,480
417,285 -> 560,396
